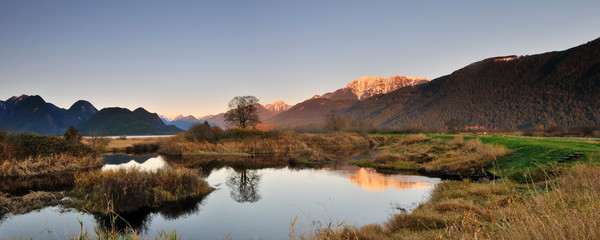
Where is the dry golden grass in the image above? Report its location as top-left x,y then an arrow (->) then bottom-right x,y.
0,191 -> 67,217
0,153 -> 103,177
305,163 -> 600,240
355,135 -> 509,177
158,132 -> 373,164
74,167 -> 214,214
83,137 -> 166,152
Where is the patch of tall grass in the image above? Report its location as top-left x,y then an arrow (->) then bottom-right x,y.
354,134 -> 509,178
73,167 -> 213,214
0,154 -> 103,177
159,131 -> 374,164
0,130 -> 102,177
304,163 -> 600,239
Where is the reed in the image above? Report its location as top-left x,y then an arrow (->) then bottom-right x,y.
354,135 -> 509,177
73,167 -> 214,214
0,153 -> 103,177
303,162 -> 600,239
158,132 -> 374,164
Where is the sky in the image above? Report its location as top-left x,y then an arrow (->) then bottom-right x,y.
1,1 -> 599,117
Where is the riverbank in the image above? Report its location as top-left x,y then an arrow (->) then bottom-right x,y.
0,131 -> 103,177
158,131 -> 375,165
3,132 -> 600,239
352,134 -> 509,179
301,134 -> 600,239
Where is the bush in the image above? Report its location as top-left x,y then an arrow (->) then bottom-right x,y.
0,130 -> 94,160
185,121 -> 218,142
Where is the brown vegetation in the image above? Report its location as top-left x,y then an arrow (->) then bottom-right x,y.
0,191 -> 69,219
0,154 -> 102,177
73,167 -> 214,214
299,163 -> 600,239
83,137 -> 166,153
0,131 -> 102,177
159,131 -> 375,165
355,134 -> 509,178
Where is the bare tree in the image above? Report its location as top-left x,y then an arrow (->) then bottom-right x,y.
224,96 -> 261,129
226,169 -> 261,203
325,110 -> 347,132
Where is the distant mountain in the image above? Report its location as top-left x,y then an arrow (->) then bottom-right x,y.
0,95 -> 97,134
346,37 -> 600,130
63,100 -> 98,128
314,76 -> 430,100
78,107 -> 182,135
193,101 -> 293,129
161,114 -> 183,122
160,115 -> 201,130
264,100 -> 292,113
263,75 -> 428,127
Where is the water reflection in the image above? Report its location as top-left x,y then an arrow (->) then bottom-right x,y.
226,169 -> 262,203
163,154 -> 289,177
94,195 -> 207,234
348,168 -> 432,192
1,153 -> 441,239
102,154 -> 167,171
0,172 -> 77,195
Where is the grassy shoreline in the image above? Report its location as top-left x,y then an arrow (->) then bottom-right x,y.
302,134 -> 600,239
158,131 -> 375,166
352,134 -> 509,179
3,131 -> 600,239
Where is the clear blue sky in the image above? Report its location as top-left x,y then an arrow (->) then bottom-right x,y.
1,0 -> 599,116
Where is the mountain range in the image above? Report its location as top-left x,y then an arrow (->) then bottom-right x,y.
161,100 -> 293,130
2,37 -> 599,134
78,107 -> 182,135
345,37 -> 600,130
262,75 -> 430,127
0,95 -> 182,135
0,95 -> 97,134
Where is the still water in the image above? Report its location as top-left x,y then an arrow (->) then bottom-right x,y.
0,154 -> 440,239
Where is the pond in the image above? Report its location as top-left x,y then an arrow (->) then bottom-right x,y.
0,154 -> 440,239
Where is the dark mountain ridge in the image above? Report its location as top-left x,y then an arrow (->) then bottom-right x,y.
78,107 -> 182,135
0,95 -> 98,134
346,37 -> 600,130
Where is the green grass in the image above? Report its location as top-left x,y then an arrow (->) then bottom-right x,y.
427,134 -> 600,175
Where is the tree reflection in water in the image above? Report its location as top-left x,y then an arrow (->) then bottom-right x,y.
226,169 -> 261,203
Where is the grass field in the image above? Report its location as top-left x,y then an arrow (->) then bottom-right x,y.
426,134 -> 600,181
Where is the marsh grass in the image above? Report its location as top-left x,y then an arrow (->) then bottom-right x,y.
0,131 -> 102,177
159,132 -> 374,165
354,135 -> 509,177
0,154 -> 103,177
0,191 -> 67,219
304,163 -> 600,240
73,167 -> 213,214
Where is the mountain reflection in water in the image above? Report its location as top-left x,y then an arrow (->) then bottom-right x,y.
101,154 -> 167,171
348,168 -> 432,192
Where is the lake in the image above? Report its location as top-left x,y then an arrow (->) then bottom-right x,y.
0,154 -> 440,239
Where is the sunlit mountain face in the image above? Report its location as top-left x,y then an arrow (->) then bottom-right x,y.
347,168 -> 433,192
